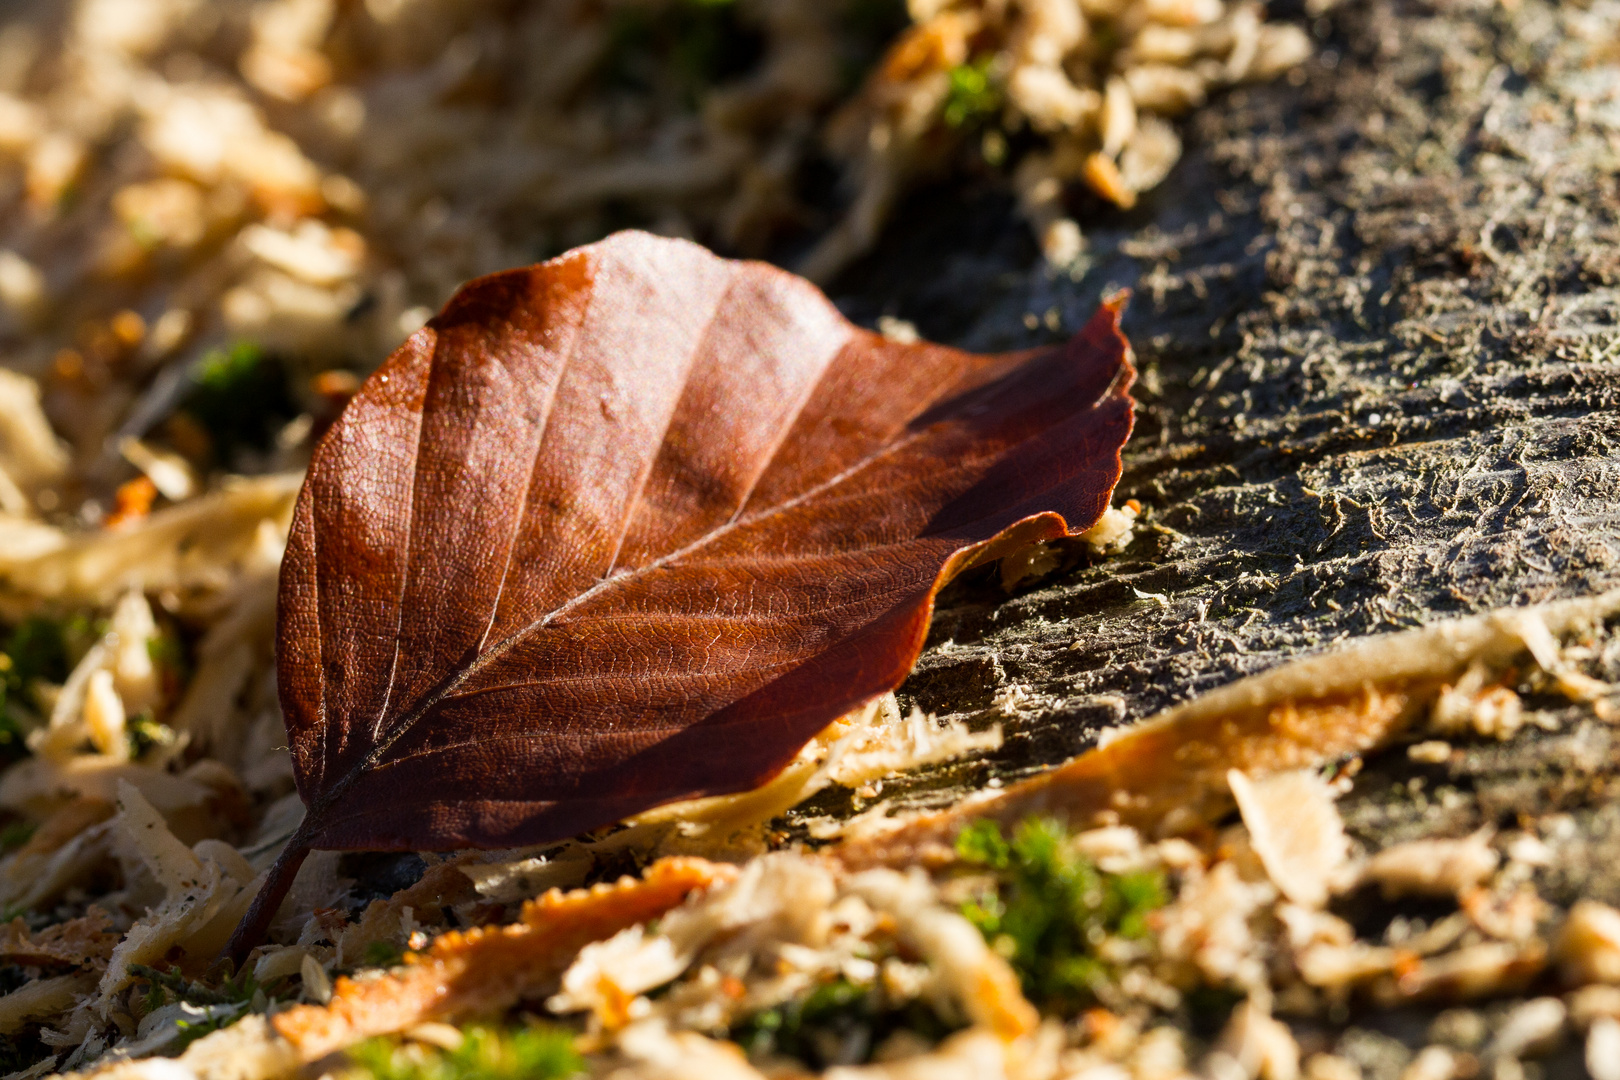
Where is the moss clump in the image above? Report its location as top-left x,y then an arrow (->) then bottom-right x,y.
955,817 -> 1167,1010
0,616 -> 75,762
732,976 -> 956,1068
348,1025 -> 582,1080
180,342 -> 296,460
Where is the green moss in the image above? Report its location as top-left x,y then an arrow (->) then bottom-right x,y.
0,821 -> 35,853
732,976 -> 955,1068
600,0 -> 760,107
128,712 -> 178,760
955,818 -> 1167,1011
942,58 -> 1002,129
133,963 -> 278,1053
180,342 -> 296,460
132,963 -> 265,1010
0,616 -> 72,763
348,1025 -> 582,1080
362,939 -> 406,969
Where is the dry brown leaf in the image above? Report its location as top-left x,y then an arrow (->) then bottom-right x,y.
235,230 -> 1135,959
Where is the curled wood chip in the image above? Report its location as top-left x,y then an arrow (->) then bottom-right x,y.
1358,830 -> 1499,900
613,1021 -> 769,1080
0,756 -> 246,846
549,853 -> 838,1022
10,797 -> 114,859
58,1014 -> 299,1080
0,908 -> 117,969
1557,900 -> 1620,986
0,971 -> 96,1035
840,683 -> 1411,868
816,1026 -> 1014,1079
0,474 -> 299,607
1228,768 -> 1347,909
837,589 -> 1620,868
1485,997 -> 1567,1062
843,868 -> 1038,1040
0,797 -> 115,908
1378,940 -> 1548,1004
1213,1000 -> 1300,1080
272,856 -> 735,1061
98,782 -> 262,1005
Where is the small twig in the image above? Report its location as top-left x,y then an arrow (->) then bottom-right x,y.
221,826 -> 314,967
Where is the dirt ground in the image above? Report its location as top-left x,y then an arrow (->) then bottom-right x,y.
817,0 -> 1620,1071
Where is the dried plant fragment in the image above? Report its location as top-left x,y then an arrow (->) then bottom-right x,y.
273,856 -> 736,1061
0,474 -> 300,607
236,230 -> 1135,958
0,972 -> 96,1036
808,0 -> 1313,278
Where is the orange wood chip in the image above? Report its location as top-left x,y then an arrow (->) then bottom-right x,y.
0,907 -> 118,969
273,856 -> 737,1061
837,683 -> 1424,869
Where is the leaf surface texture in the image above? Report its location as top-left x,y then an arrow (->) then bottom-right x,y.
279,231 -> 1136,853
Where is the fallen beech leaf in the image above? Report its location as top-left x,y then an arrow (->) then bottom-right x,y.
273,856 -> 736,1060
228,231 -> 1135,956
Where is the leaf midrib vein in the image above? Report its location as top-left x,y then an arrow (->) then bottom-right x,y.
311,328 -> 977,825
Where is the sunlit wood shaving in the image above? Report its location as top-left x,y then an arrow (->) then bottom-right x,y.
0,368 -> 69,493
1382,940 -> 1548,1004
1558,900 -> 1620,986
549,854 -> 839,1023
1212,999 -> 1301,1080
836,589 -> 1620,867
272,857 -> 736,1062
1227,768 -> 1347,909
610,1020 -> 769,1080
1358,830 -> 1500,900
844,868 -> 1038,1040
0,474 -> 299,608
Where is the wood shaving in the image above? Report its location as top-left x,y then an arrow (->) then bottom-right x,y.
0,973 -> 97,1037
836,590 -> 1620,868
1227,768 -> 1347,910
1557,900 -> 1620,987
1359,831 -> 1499,901
0,909 -> 118,971
272,856 -> 736,1062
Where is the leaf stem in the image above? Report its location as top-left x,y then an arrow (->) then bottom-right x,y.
221,835 -> 311,968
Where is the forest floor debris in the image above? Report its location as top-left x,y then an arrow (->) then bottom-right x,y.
0,0 -> 1617,1077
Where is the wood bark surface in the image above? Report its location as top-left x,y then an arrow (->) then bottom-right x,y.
815,0 -> 1618,1060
